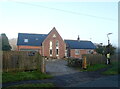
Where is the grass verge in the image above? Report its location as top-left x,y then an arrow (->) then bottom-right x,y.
86,64 -> 109,71
2,71 -> 52,83
79,63 -> 109,72
3,83 -> 55,88
102,62 -> 120,75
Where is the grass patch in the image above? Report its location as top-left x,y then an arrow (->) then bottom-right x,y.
2,71 -> 52,83
5,83 -> 55,89
3,83 -> 55,88
86,64 -> 109,71
102,62 -> 120,75
79,61 -> 120,75
79,63 -> 109,72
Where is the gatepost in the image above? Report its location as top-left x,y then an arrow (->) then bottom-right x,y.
41,57 -> 46,73
82,56 -> 87,70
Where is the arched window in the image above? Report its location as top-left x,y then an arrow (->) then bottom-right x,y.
50,41 -> 52,49
56,40 -> 59,47
49,41 -> 52,56
56,40 -> 59,56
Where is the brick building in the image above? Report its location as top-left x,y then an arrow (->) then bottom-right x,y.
17,27 -> 96,59
65,37 -> 96,58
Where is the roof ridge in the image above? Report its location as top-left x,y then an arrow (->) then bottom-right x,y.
64,39 -> 90,42
64,39 -> 76,41
18,33 -> 48,35
47,27 -> 57,35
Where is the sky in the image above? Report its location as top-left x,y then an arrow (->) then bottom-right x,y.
0,0 -> 118,47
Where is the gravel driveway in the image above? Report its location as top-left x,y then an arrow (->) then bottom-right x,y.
45,59 -> 80,76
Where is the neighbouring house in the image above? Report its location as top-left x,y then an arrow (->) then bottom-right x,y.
65,36 -> 96,58
17,27 -> 66,59
17,27 -> 96,59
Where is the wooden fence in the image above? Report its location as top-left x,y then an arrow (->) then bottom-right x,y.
82,54 -> 118,65
3,51 -> 44,72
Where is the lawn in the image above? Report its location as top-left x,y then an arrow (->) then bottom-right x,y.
2,71 -> 52,83
3,83 -> 55,89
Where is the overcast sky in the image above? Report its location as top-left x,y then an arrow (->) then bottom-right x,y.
0,0 -> 118,47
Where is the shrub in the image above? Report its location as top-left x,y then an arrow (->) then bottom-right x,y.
67,58 -> 82,68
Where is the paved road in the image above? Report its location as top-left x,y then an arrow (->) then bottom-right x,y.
2,59 -> 119,88
69,74 -> 119,87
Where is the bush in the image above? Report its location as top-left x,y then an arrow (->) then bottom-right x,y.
67,58 -> 82,68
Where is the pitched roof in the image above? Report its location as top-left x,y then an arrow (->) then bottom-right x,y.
65,40 -> 96,49
17,33 -> 47,46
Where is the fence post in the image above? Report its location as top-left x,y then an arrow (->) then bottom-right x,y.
82,56 -> 87,70
41,57 -> 46,73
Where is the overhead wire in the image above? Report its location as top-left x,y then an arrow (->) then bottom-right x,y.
9,1 -> 117,22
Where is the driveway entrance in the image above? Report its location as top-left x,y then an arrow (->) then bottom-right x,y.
45,59 -> 79,76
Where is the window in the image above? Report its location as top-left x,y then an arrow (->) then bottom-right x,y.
56,49 -> 59,55
24,39 -> 28,43
50,41 -> 52,49
56,40 -> 59,47
53,34 -> 56,38
75,49 -> 80,55
65,50 -> 67,57
50,49 -> 52,56
87,50 -> 93,54
49,41 -> 52,56
36,38 -> 38,40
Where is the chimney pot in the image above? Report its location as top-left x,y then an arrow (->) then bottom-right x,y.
77,35 -> 80,41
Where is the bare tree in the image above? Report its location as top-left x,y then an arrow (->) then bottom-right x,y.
9,38 -> 17,51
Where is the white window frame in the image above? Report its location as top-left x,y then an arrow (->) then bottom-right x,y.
50,41 -> 52,49
65,50 -> 67,57
49,41 -> 53,56
53,34 -> 56,38
75,49 -> 80,55
56,40 -> 59,49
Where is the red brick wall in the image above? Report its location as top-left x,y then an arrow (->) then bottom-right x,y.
70,49 -> 95,58
42,28 -> 66,59
17,46 -> 42,54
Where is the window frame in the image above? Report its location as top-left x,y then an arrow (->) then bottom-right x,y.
49,41 -> 52,49
56,40 -> 59,47
75,49 -> 80,55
